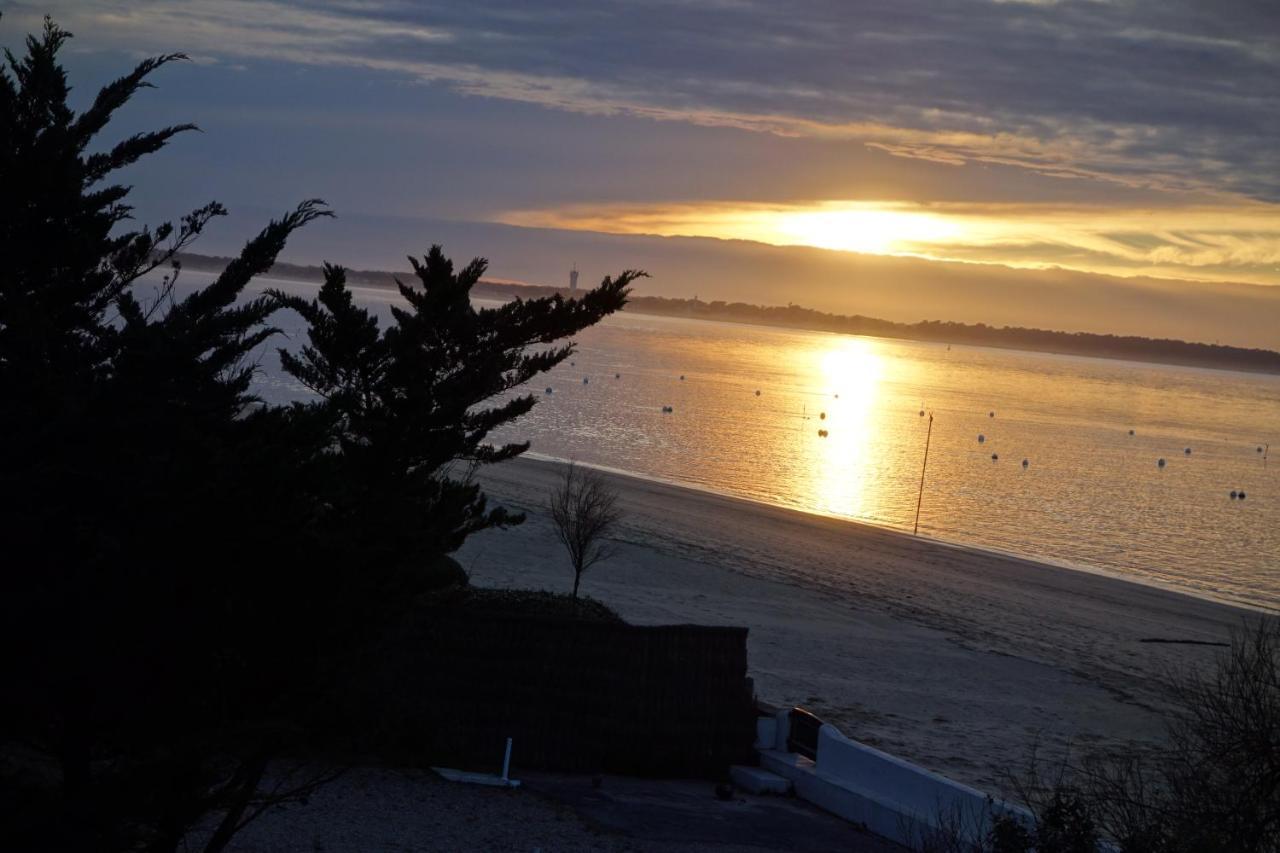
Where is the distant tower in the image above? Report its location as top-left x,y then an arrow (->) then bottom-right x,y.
569,265 -> 579,293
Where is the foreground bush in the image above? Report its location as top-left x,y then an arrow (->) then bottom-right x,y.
426,586 -> 627,623
936,618 -> 1280,853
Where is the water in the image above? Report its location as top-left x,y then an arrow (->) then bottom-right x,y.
171,272 -> 1280,610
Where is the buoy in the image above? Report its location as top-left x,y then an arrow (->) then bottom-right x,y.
1184,447 -> 1191,455
991,453 -> 999,461
819,412 -> 827,420
1129,429 -> 1135,436
1022,459 -> 1029,468
1157,458 -> 1166,468
545,387 -> 553,394
919,410 -> 925,417
989,411 -> 995,418
755,390 -> 761,396
834,393 -> 839,399
978,434 -> 985,444
1230,491 -> 1238,499
679,375 -> 685,381
615,373 -> 621,379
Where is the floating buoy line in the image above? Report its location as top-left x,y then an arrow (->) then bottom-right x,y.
545,374 -> 1268,509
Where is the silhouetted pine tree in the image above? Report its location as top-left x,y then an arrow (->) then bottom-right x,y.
1,16 -> 637,852
0,17 -> 332,852
271,254 -> 641,587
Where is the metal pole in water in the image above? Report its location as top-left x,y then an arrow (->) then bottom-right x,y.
914,413 -> 933,536
501,737 -> 512,782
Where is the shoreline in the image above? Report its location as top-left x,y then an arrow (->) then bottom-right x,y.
459,455 -> 1259,791
522,451 -> 1276,616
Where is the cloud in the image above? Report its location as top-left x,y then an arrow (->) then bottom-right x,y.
498,199 -> 1280,285
12,0 -> 1280,202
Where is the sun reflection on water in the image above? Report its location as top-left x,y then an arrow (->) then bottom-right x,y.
806,338 -> 886,520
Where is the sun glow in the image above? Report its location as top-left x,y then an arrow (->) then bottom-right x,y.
504,201 -> 970,259
771,205 -> 964,255
499,199 -> 1280,285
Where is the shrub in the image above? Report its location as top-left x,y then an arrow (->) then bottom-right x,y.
988,617 -> 1280,853
929,618 -> 1280,853
425,586 -> 625,623
423,554 -> 470,591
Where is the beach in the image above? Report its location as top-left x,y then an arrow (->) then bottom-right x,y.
458,456 -> 1257,793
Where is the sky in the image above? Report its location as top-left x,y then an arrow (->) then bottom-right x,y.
5,1 -> 1280,345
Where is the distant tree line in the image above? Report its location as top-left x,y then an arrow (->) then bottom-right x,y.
174,253 -> 1280,375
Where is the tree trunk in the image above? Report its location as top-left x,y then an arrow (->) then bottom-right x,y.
201,748 -> 273,853
61,723 -> 93,849
59,668 -> 95,849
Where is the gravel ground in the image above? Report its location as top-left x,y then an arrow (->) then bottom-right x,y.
187,766 -> 851,853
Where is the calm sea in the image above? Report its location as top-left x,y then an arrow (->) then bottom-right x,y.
180,273 -> 1280,610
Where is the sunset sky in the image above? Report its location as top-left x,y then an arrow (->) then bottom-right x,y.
8,1 -> 1279,342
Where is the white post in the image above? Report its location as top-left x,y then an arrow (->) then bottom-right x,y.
774,709 -> 791,751
501,737 -> 513,782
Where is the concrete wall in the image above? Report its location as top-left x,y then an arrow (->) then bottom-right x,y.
757,710 -> 1032,848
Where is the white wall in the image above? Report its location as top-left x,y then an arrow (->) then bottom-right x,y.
758,711 -> 1033,848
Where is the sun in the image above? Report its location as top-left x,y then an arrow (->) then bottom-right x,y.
771,204 -> 963,255
502,199 -> 974,260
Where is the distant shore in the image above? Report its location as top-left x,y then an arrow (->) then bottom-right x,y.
459,455 -> 1258,792
173,252 -> 1280,375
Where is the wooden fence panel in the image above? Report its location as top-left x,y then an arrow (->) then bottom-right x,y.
345,614 -> 757,777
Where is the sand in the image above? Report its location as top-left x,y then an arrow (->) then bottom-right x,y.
457,456 -> 1260,793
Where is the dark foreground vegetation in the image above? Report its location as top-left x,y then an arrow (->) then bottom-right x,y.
175,253 -> 1280,375
918,618 -> 1280,853
0,18 -> 717,853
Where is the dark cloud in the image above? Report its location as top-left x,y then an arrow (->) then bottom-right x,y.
14,0 -> 1279,200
